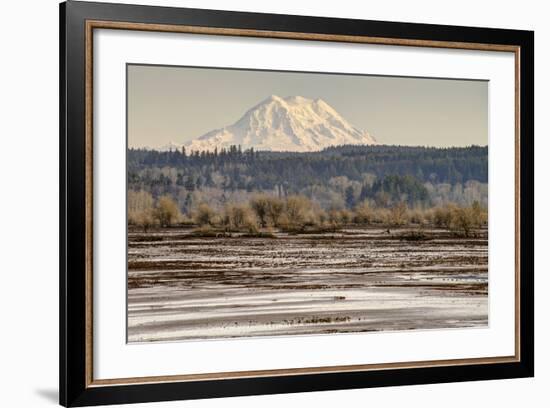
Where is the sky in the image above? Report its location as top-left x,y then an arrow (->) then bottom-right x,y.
127,64 -> 488,149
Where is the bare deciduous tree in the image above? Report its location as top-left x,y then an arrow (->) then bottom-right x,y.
284,196 -> 312,228
266,197 -> 284,227
250,195 -> 270,227
224,204 -> 258,232
155,195 -> 181,227
194,203 -> 215,226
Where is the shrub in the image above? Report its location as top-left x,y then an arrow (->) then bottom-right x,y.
371,207 -> 391,225
128,190 -> 156,231
433,204 -> 455,229
449,206 -> 475,237
422,208 -> 436,225
409,208 -> 426,225
449,202 -> 487,236
388,202 -> 409,226
316,209 -> 329,226
130,208 -> 157,232
339,209 -> 352,225
353,201 -> 373,224
327,208 -> 342,227
154,195 -> 181,227
284,196 -> 312,228
251,195 -> 285,227
194,203 -> 216,226
266,197 -> 285,227
224,204 -> 258,232
470,201 -> 488,227
431,203 -> 487,236
250,195 -> 270,227
128,190 -> 154,213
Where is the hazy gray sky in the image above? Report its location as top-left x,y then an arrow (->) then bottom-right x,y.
128,64 -> 488,148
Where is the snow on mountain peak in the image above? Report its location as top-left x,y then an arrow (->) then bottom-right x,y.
184,95 -> 377,152
156,141 -> 183,152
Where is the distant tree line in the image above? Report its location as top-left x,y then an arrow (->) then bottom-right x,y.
129,144 -> 487,187
127,144 -> 488,214
129,191 -> 487,237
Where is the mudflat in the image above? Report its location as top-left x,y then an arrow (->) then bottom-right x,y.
127,226 -> 488,342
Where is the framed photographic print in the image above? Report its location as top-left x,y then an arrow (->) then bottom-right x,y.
59,1 -> 534,406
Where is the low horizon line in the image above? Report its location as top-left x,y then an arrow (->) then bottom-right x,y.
127,143 -> 489,152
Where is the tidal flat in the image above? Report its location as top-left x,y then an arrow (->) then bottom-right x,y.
127,227 -> 488,342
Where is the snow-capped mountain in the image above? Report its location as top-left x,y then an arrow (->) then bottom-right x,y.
183,95 -> 376,152
156,141 -> 184,152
